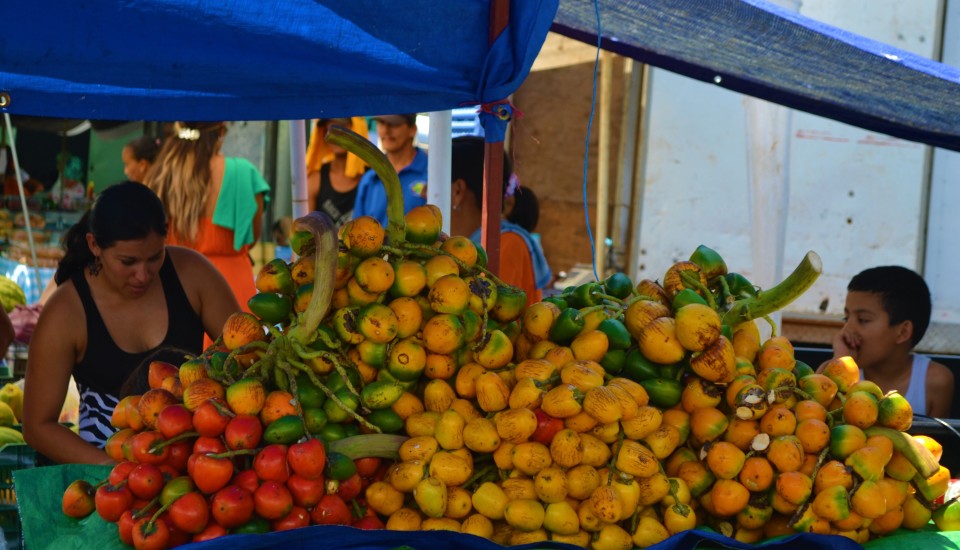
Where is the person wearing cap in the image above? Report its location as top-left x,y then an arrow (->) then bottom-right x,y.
353,114 -> 427,227
305,117 -> 369,225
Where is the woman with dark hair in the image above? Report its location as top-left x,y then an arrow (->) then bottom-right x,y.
22,181 -> 239,464
121,135 -> 163,183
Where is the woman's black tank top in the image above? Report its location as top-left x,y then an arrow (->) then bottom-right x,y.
70,254 -> 204,446
315,163 -> 358,225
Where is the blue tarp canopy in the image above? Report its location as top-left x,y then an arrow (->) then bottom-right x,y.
553,0 -> 960,153
0,0 -> 558,130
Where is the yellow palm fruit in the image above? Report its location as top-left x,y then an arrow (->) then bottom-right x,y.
463,417 -> 501,453
624,299 -> 671,340
492,441 -> 515,470
471,482 -> 509,520
474,330 -> 514,369
444,486 -> 473,520
570,330 -> 609,363
399,436 -> 439,462
582,385 -> 624,424
566,464 -> 601,501
513,358 -> 557,383
511,441 -> 553,476
501,477 -> 538,501
475,372 -> 511,412
589,485 -> 624,523
503,499 -> 546,533
434,409 -> 466,450
616,440 -> 660,478
543,501 -> 580,536
632,516 -> 671,548
386,507 -> 423,531
388,460 -> 427,493
508,377 -> 545,410
550,429 -> 584,468
622,406 -> 663,440
429,451 -> 472,486
560,361 -> 606,391
638,317 -> 686,364
449,398 -> 481,422
423,379 -> 457,413
404,410 -> 441,437
564,410 -> 599,433
454,362 -> 486,399
534,466 -> 569,503
460,514 -> 495,539
540,384 -> 583,418
579,433 -> 612,467
674,303 -> 722,352
635,471 -> 671,506
494,408 -> 538,444
414,476 -> 448,518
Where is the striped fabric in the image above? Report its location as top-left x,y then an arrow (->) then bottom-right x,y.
77,382 -> 118,448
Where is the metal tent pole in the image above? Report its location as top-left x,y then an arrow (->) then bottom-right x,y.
2,113 -> 42,296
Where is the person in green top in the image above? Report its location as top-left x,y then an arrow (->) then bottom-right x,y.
144,121 -> 270,315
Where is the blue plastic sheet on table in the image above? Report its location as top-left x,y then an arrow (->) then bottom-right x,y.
15,464 -> 960,550
0,256 -> 54,305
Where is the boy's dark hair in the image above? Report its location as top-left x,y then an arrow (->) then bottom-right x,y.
848,266 -> 931,347
507,187 -> 540,233
451,136 -> 512,210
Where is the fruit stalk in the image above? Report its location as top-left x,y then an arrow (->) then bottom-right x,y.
721,251 -> 822,327
287,211 -> 338,344
327,126 -> 406,246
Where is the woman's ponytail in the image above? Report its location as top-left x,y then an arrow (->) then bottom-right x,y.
54,211 -> 93,285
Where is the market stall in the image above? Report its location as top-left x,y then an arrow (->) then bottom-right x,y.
2,1 -> 960,550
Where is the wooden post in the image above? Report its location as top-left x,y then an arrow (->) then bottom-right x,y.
481,0 -> 511,275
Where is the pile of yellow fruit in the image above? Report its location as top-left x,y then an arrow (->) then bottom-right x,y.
62,125 -> 953,550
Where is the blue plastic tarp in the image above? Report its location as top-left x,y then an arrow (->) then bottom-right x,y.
0,0 -> 557,140
553,0 -> 960,153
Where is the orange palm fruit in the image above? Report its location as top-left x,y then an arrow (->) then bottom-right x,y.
259,390 -> 297,425
662,261 -> 706,298
440,236 -> 478,269
676,460 -> 716,498
181,377 -> 226,412
225,378 -> 266,416
710,479 -> 750,517
812,484 -> 851,522
756,340 -> 795,371
404,205 -> 442,244
842,391 -> 880,429
341,216 -> 385,258
759,405 -> 797,437
689,336 -> 736,383
794,399 -> 827,422
732,321 -> 761,364
681,377 -> 723,413
704,441 -> 746,480
868,507 -> 904,536
795,418 -> 831,453
796,373 -> 837,408
221,312 -> 265,350
845,445 -> 892,482
877,392 -> 914,431
829,424 -> 867,460
813,460 -> 854,494
690,406 -> 729,446
775,470 -> 812,506
767,435 -> 805,473
353,256 -> 395,294
738,456 -> 774,492
136,388 -> 180,430
821,356 -> 860,392
724,417 -> 760,451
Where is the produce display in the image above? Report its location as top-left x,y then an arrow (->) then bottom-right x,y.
57,127 -> 954,549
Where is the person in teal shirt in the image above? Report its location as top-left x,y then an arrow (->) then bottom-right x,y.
352,114 -> 427,227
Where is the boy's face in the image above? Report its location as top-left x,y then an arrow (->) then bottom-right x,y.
841,290 -> 912,369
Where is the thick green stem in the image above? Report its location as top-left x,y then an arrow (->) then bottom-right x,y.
327,126 -> 405,246
722,251 -> 822,327
286,357 -> 381,433
288,211 -> 338,344
680,270 -> 717,310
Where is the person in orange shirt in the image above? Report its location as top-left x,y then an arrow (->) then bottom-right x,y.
144,122 -> 269,315
449,136 -> 552,306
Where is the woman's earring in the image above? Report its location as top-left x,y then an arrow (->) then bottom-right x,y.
89,256 -> 102,277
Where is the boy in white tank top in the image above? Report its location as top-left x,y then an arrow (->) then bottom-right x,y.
829,266 -> 953,418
